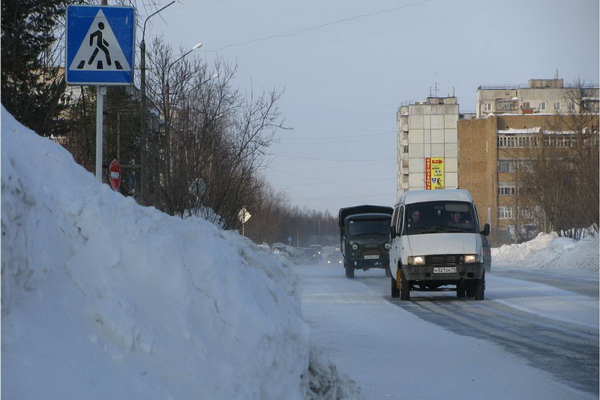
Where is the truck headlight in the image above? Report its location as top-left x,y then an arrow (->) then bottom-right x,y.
351,243 -> 359,251
464,254 -> 480,263
408,256 -> 425,265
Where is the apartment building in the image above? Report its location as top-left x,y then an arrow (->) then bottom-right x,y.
476,77 -> 598,118
460,79 -> 598,245
396,77 -> 598,245
396,96 -> 460,198
458,115 -> 558,245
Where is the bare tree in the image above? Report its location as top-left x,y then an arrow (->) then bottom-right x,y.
519,80 -> 599,238
205,87 -> 288,229
144,38 -> 287,229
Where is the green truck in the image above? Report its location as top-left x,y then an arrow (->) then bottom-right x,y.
338,205 -> 393,278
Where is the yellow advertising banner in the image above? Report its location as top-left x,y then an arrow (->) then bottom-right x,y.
425,158 -> 445,190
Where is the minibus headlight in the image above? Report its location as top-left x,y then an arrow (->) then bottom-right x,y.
464,254 -> 479,263
384,242 -> 391,250
351,243 -> 359,251
408,256 -> 425,265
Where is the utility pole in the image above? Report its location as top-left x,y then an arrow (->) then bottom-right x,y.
139,1 -> 176,204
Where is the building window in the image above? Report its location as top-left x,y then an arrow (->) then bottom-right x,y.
567,101 -> 575,112
543,136 -> 575,148
498,207 -> 513,219
584,100 -> 600,112
484,102 -> 492,112
539,101 -> 546,111
499,135 -> 538,148
498,182 -> 516,196
403,145 -> 409,154
518,207 -> 535,220
498,159 -> 532,173
498,159 -> 512,173
554,101 -> 561,111
498,136 -> 516,148
514,159 -> 533,172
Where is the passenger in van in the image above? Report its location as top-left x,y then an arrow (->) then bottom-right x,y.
449,211 -> 470,225
409,210 -> 422,227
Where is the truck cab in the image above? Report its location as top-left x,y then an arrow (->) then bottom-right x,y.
389,189 -> 490,300
338,205 -> 393,278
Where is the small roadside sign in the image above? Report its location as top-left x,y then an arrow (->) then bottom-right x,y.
109,159 -> 121,191
66,5 -> 135,85
238,207 -> 251,224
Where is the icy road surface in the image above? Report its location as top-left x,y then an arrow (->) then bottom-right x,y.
295,263 -> 598,400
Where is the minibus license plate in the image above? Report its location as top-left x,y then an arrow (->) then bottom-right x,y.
364,255 -> 379,260
433,267 -> 456,274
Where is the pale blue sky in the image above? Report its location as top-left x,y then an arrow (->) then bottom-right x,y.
143,0 -> 599,214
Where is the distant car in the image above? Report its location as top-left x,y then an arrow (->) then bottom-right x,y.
303,247 -> 320,263
325,252 -> 343,265
310,245 -> 323,258
482,235 -> 492,272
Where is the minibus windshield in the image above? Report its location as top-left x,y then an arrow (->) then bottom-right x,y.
404,201 -> 477,235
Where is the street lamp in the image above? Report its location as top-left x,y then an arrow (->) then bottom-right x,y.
162,42 -> 204,194
168,42 -> 203,75
164,42 -> 203,122
140,1 -> 175,204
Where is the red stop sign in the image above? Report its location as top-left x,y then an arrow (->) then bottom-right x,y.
109,159 -> 121,191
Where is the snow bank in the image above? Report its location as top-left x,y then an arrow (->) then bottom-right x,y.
0,107 -> 356,399
492,232 -> 599,272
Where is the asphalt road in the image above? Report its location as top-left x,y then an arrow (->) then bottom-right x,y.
357,267 -> 599,396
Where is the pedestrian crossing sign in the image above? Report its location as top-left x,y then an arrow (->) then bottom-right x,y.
66,5 -> 135,85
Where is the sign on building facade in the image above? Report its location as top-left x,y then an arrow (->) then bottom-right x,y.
425,157 -> 445,190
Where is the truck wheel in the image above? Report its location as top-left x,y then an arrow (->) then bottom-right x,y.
466,281 -> 475,297
399,268 -> 410,301
456,282 -> 466,298
391,273 -> 399,298
345,264 -> 355,279
474,271 -> 485,300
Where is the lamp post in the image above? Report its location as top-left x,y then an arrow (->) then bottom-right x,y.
163,42 -> 203,129
178,72 -> 220,178
162,42 -> 203,199
140,1 -> 175,204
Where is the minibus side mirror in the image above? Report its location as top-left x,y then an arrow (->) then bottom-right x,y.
481,223 -> 490,236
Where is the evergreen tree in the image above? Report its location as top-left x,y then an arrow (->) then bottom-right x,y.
1,0 -> 69,136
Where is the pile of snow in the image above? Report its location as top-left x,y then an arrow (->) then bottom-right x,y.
492,232 -> 599,272
1,107 -> 361,399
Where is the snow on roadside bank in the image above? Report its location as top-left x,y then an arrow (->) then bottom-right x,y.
1,106 -> 362,399
492,232 -> 599,272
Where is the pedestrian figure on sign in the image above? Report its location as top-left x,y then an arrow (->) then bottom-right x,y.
88,22 -> 111,69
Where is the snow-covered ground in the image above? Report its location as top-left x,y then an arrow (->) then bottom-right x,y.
1,105 -> 598,399
1,107 -> 360,399
297,263 -> 598,400
492,231 -> 598,273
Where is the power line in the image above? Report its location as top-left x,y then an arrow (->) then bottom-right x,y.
272,153 -> 396,162
279,130 -> 395,142
207,0 -> 432,52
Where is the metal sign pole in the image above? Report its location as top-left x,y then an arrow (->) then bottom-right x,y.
96,86 -> 106,182
66,5 -> 135,182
